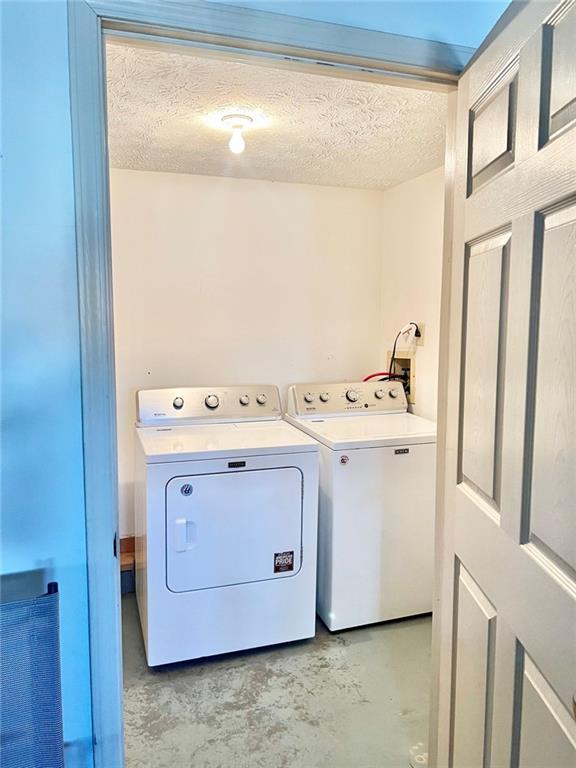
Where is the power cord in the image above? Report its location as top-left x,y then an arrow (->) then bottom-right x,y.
388,322 -> 420,383
363,322 -> 421,388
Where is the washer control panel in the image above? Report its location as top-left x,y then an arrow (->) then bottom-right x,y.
287,381 -> 407,417
137,385 -> 281,425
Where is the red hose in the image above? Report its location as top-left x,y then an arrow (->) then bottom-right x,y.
363,372 -> 395,381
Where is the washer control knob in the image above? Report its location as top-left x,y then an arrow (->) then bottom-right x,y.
319,392 -> 330,403
239,394 -> 250,406
304,393 -> 315,403
374,389 -> 386,400
173,396 -> 184,410
256,393 -> 268,405
205,394 -> 220,409
346,389 -> 359,403
389,389 -> 400,399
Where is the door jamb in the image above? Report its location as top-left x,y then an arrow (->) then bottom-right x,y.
68,2 -> 464,765
428,89 -> 458,768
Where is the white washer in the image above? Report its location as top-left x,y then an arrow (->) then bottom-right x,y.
134,385 -> 319,666
285,381 -> 436,631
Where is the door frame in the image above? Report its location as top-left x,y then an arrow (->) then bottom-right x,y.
68,2 -> 469,765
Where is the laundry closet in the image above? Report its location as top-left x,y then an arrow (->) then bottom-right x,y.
106,36 -> 446,768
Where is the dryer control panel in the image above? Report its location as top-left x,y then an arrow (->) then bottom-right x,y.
287,381 -> 407,417
137,385 -> 281,425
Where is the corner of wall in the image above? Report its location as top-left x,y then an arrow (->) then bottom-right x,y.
379,165 -> 446,422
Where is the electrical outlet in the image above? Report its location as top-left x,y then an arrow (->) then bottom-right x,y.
416,323 -> 425,346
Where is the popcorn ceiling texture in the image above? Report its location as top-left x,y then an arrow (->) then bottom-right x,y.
106,41 -> 447,190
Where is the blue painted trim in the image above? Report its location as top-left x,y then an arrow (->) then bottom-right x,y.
68,1 -> 124,766
90,0 -> 473,77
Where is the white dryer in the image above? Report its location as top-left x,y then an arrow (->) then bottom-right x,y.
134,385 -> 319,666
285,381 -> 436,631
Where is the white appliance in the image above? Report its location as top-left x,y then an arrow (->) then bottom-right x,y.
285,380 -> 436,631
134,385 -> 319,666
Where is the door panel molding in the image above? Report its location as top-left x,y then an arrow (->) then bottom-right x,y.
464,127 -> 576,239
459,230 -> 511,507
525,198 -> 576,576
449,562 -> 497,768
544,0 -> 576,139
500,214 -> 537,544
466,2 -> 558,104
467,60 -> 518,194
454,487 -> 576,718
514,647 -> 576,767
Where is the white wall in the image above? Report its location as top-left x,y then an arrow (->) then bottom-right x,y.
111,167 -> 445,535
111,170 -> 385,535
379,166 -> 445,421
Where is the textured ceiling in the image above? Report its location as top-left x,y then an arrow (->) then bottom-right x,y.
106,41 -> 447,190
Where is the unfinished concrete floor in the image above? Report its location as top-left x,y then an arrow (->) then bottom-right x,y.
122,594 -> 431,768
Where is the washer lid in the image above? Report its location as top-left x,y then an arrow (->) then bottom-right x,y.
137,420 -> 318,463
285,412 -> 436,450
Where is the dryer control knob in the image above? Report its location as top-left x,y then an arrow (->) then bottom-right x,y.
256,393 -> 268,405
346,389 -> 359,403
319,392 -> 330,402
389,389 -> 400,399
304,393 -> 315,403
239,394 -> 250,406
374,389 -> 386,399
173,396 -> 184,409
205,394 -> 220,409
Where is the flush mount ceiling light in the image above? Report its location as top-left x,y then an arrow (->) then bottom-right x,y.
221,113 -> 254,155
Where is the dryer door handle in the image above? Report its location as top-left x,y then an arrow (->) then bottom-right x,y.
174,517 -> 196,552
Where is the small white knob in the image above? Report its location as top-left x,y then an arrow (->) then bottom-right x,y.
374,389 -> 385,400
304,393 -> 315,403
319,392 -> 330,402
346,389 -> 359,403
256,393 -> 267,405
205,394 -> 220,409
239,394 -> 250,406
173,396 -> 184,409
389,389 -> 400,399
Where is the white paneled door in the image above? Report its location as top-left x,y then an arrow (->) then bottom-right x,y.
435,1 -> 576,766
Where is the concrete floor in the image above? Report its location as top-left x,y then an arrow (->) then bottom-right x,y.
122,594 -> 431,768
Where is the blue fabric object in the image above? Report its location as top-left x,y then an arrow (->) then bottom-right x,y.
0,587 -> 65,768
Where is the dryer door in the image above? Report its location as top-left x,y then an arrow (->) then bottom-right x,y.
166,467 -> 303,592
